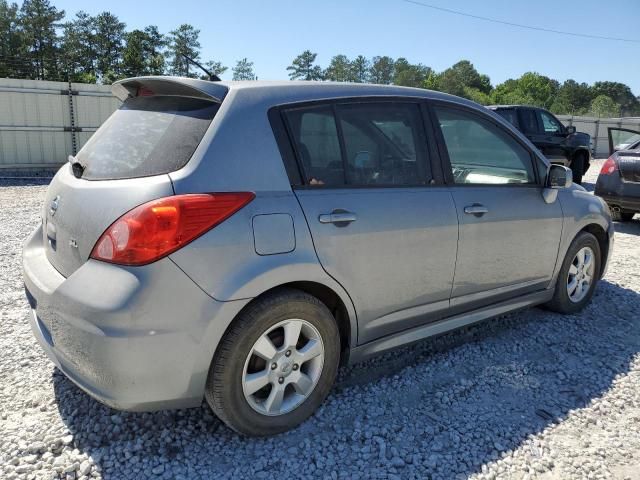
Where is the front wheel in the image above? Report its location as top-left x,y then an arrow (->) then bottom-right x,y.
205,288 -> 340,436
545,232 -> 601,314
570,154 -> 585,185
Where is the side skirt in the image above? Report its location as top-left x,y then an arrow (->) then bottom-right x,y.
348,288 -> 554,364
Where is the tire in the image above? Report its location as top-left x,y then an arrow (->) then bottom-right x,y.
545,232 -> 601,314
611,209 -> 635,222
570,153 -> 585,185
205,288 -> 340,436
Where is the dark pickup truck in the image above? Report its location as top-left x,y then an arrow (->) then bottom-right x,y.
488,105 -> 591,184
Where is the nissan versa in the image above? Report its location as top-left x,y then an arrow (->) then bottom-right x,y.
23,77 -> 614,436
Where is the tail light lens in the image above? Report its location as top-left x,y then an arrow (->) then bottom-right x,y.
91,192 -> 254,266
600,156 -> 618,175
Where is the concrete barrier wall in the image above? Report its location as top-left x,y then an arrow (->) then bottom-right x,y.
0,78 -> 121,170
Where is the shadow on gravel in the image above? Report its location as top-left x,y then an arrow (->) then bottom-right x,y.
52,280 -> 640,479
613,218 -> 640,235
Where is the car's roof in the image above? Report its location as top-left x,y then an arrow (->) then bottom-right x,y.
487,105 -> 539,110
113,76 -> 479,108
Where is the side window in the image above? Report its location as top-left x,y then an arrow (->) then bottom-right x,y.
434,106 -> 536,185
538,110 -> 563,133
284,102 -> 429,187
336,103 -> 428,186
519,108 -> 539,134
494,108 -> 518,128
284,106 -> 344,186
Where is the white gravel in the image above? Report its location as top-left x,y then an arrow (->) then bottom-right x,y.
1,161 -> 639,480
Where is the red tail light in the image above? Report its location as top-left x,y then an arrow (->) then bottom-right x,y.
600,156 -> 618,175
91,193 -> 255,266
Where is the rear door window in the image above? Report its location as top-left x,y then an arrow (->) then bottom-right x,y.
518,108 -> 540,134
77,96 -> 219,180
493,108 -> 518,128
284,102 -> 429,186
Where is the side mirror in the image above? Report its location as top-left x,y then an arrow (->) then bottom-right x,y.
565,125 -> 576,135
548,164 -> 572,188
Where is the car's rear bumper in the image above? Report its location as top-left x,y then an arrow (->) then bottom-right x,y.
23,224 -> 248,411
595,174 -> 640,212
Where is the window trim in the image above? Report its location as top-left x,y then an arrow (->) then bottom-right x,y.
270,96 -> 439,190
427,100 -> 543,187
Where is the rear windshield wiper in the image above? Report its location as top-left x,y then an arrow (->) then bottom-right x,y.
68,155 -> 86,178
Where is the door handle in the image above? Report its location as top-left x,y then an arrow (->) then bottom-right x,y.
319,211 -> 357,225
464,204 -> 489,216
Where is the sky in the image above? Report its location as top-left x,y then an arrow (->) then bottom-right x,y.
50,0 -> 640,94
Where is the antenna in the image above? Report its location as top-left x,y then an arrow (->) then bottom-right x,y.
182,54 -> 221,81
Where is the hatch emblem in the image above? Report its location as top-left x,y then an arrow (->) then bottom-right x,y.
49,195 -> 60,216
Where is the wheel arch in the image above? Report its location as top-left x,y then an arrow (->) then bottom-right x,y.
580,223 -> 609,279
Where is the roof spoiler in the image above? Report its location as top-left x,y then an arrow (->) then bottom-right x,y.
112,76 -> 228,103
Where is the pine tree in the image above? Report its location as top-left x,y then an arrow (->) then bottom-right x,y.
167,24 -> 201,78
324,54 -> 351,82
19,0 -> 64,80
287,50 -> 323,81
232,57 -> 256,80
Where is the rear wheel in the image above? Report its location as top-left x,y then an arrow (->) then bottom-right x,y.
570,153 -> 585,185
205,288 -> 340,436
546,232 -> 601,314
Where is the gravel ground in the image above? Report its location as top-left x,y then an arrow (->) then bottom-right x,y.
1,160 -> 639,480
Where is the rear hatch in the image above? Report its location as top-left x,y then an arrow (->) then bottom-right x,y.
43,77 -> 226,277
617,150 -> 640,183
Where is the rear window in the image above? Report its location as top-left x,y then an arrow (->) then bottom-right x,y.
77,96 -> 219,180
494,108 -> 518,128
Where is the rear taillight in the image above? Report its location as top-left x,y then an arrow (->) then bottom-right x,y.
600,156 -> 618,175
90,193 -> 254,266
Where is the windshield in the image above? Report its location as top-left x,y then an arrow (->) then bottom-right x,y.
77,96 -> 219,180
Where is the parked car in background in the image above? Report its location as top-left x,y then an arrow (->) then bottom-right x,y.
488,105 -> 591,184
23,78 -> 613,436
595,127 -> 640,222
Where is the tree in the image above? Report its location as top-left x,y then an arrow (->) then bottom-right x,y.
550,79 -> 594,115
369,56 -> 395,84
349,55 -> 370,83
393,58 -> 431,88
287,50 -> 323,80
591,81 -> 639,115
93,12 -> 125,83
121,26 -> 166,78
60,11 -> 97,82
490,72 -> 559,108
324,54 -> 351,82
19,0 -> 64,80
590,95 -> 620,117
232,57 -> 256,80
0,0 -> 28,78
201,60 -> 227,79
167,24 -> 201,78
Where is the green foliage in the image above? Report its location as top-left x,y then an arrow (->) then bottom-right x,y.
369,56 -> 395,84
201,60 -> 227,80
589,95 -> 621,117
19,0 -> 64,80
349,55 -> 370,83
0,1 -> 28,78
232,57 -> 256,81
591,81 -> 639,115
324,54 -> 351,82
393,58 -> 431,88
167,24 -> 201,78
287,50 -> 323,80
121,28 -> 164,78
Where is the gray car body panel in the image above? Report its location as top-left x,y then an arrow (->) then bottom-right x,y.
22,79 -> 614,411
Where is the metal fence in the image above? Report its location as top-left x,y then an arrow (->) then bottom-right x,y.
0,78 -> 121,170
557,115 -> 640,158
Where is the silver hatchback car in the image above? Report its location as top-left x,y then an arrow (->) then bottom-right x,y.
23,77 -> 614,436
